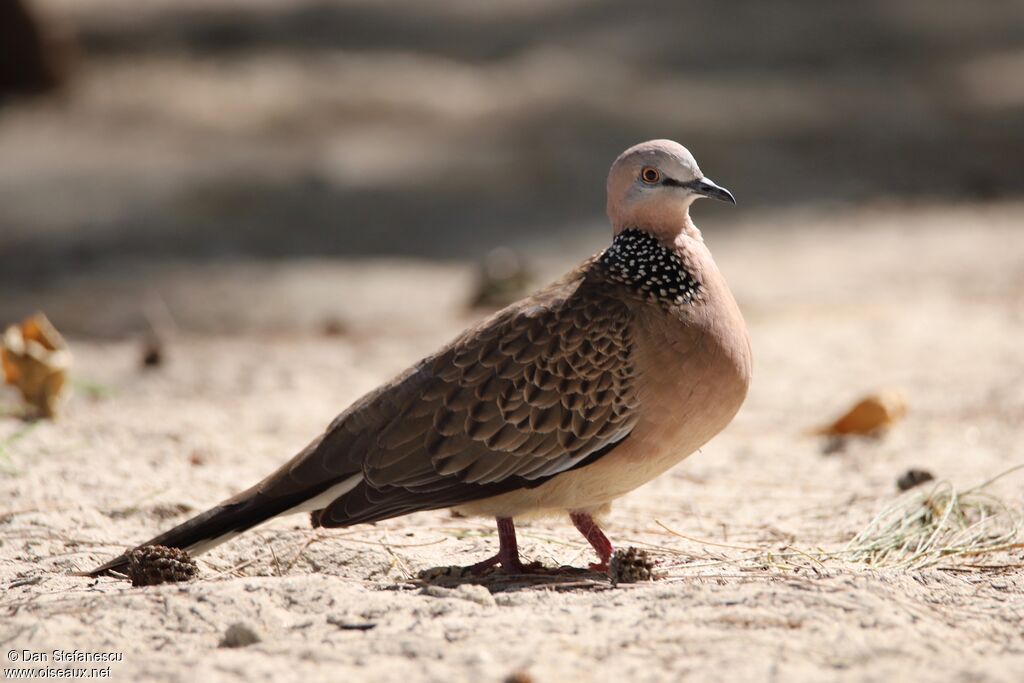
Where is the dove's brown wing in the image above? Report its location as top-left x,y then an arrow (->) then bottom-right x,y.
83,260 -> 639,576
276,260 -> 641,527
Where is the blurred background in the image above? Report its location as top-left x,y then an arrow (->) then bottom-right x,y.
1,0 -> 1023,336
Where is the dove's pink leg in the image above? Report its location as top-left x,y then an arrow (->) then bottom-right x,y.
570,511 -> 614,571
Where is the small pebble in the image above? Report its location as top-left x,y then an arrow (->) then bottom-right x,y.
421,583 -> 496,607
140,332 -> 164,368
504,672 -> 535,683
326,615 -> 376,631
319,316 -> 349,337
219,623 -> 260,648
897,468 -> 935,491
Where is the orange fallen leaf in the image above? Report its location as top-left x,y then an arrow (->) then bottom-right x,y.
817,390 -> 906,437
2,313 -> 72,418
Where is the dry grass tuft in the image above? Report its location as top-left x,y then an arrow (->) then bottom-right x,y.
842,466 -> 1024,569
654,466 -> 1024,576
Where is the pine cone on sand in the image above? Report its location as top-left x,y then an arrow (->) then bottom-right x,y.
126,545 -> 197,587
608,547 -> 655,585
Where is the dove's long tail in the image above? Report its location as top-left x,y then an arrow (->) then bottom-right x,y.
79,474 -> 362,577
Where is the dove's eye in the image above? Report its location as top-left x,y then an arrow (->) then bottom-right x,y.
640,167 -> 661,184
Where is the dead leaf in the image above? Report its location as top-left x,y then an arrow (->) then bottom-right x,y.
817,390 -> 906,437
1,313 -> 72,418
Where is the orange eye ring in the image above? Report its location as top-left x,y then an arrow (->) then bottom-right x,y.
640,167 -> 661,184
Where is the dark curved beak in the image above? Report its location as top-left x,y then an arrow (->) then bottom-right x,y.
691,177 -> 736,204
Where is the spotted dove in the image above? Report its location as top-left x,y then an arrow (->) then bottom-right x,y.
85,140 -> 752,577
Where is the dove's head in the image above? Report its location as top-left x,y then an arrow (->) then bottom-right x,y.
606,139 -> 734,239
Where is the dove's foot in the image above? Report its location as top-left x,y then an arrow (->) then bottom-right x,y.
464,517 -> 547,575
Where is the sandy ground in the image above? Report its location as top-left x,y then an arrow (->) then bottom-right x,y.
2,202 -> 1024,682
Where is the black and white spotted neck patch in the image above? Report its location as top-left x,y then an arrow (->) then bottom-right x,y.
598,228 -> 702,306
